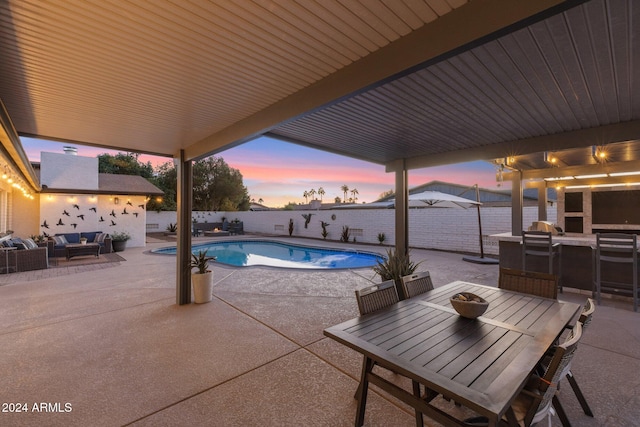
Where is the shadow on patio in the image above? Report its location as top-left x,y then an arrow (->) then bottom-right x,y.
0,237 -> 637,426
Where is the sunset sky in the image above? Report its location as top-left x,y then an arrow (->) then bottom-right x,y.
21,136 -> 502,208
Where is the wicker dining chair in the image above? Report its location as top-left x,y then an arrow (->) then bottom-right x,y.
401,271 -> 434,299
513,321 -> 583,426
557,298 -> 595,423
498,267 -> 558,300
463,322 -> 584,427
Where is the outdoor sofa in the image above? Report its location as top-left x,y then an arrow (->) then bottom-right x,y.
0,237 -> 49,272
51,232 -> 112,258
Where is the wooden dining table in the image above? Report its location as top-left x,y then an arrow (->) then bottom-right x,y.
323,281 -> 581,427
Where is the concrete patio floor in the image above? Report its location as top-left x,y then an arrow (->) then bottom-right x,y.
0,236 -> 638,426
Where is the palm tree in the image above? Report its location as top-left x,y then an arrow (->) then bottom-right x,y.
318,187 -> 325,202
309,188 -> 316,201
350,188 -> 359,203
303,190 -> 309,203
258,198 -> 264,204
341,185 -> 349,203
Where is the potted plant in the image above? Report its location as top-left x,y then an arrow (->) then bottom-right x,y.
80,237 -> 88,245
372,248 -> 421,300
189,250 -> 217,303
110,231 -> 131,252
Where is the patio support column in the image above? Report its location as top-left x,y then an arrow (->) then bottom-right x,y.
538,186 -> 548,221
176,150 -> 192,305
394,159 -> 408,255
511,170 -> 523,236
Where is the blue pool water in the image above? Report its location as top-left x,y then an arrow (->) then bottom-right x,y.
152,240 -> 385,269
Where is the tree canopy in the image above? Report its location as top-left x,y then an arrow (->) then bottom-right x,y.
99,152 -> 249,212
98,153 -> 154,178
192,157 -> 250,211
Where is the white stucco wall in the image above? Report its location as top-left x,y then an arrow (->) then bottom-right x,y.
40,152 -> 99,190
147,207 -> 557,256
39,194 -> 148,247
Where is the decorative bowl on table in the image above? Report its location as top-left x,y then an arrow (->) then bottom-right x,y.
450,292 -> 489,319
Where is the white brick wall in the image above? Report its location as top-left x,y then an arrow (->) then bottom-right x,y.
148,207 -> 556,256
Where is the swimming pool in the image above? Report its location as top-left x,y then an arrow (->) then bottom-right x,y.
152,240 -> 385,269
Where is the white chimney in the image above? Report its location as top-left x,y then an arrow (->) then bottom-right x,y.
63,146 -> 78,155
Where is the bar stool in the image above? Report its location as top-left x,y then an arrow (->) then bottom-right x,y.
522,230 -> 562,292
593,233 -> 638,312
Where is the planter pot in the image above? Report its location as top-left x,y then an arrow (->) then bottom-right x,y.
192,271 -> 214,303
112,240 -> 127,252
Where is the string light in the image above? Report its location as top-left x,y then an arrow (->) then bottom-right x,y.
0,157 -> 36,200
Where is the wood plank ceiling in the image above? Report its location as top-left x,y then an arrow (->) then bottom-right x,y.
1,0 -> 638,175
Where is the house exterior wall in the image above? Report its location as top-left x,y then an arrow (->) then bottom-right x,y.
0,186 -> 9,233
10,192 -> 39,237
40,152 -> 98,190
147,207 -> 557,255
39,194 -> 148,247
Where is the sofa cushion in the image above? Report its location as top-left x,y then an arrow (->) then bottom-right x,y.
55,233 -> 79,244
1,239 -> 13,248
94,233 -> 108,243
22,238 -> 38,250
10,238 -> 26,250
81,231 -> 101,242
52,235 -> 69,246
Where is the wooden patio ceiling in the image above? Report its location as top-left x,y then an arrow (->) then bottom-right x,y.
1,0 -> 638,174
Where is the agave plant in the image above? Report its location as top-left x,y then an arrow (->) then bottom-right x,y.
372,248 -> 421,282
189,250 -> 217,274
340,225 -> 351,242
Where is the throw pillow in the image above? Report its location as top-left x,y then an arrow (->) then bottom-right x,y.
52,235 -> 69,245
23,238 -> 38,250
94,233 -> 107,243
10,238 -> 26,250
1,240 -> 13,248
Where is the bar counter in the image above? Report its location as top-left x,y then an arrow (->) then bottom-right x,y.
494,233 -> 600,293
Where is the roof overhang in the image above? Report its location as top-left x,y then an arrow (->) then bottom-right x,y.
3,0 -> 620,172
0,100 -> 40,193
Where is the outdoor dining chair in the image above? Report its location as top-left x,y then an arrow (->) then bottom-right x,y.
353,279 -> 430,426
544,298 -> 595,425
464,322 -> 584,427
354,279 -> 399,315
593,232 -> 639,312
498,267 -> 558,299
563,298 -> 595,419
401,271 -> 434,299
353,280 -> 401,400
522,230 -> 562,292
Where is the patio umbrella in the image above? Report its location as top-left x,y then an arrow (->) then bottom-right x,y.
408,188 -> 498,265
407,190 -> 480,209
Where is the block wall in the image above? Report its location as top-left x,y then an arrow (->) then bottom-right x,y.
147,207 -> 557,256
